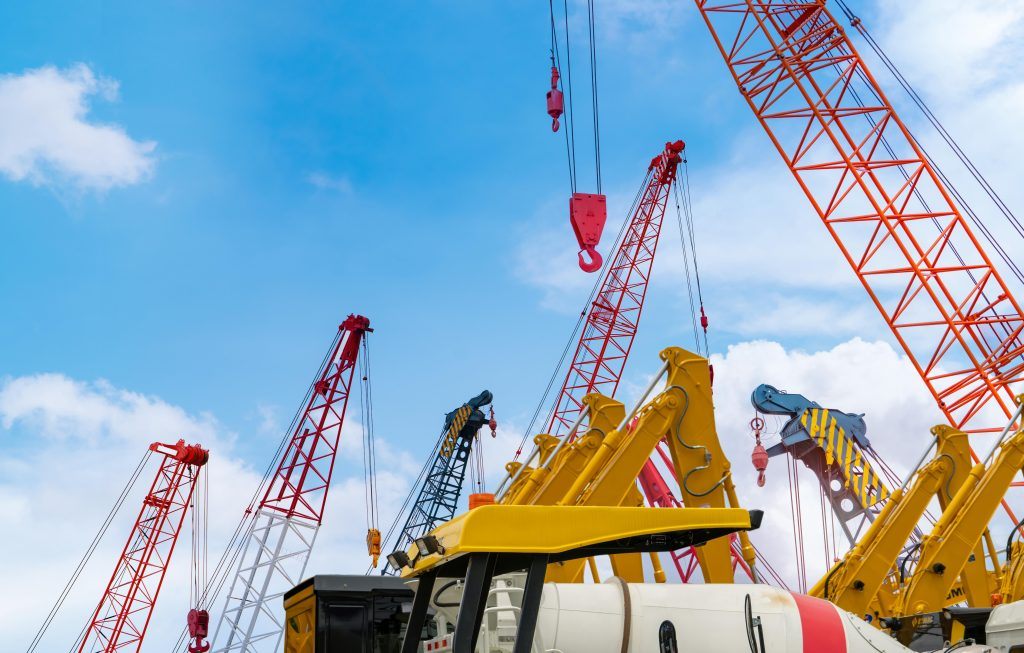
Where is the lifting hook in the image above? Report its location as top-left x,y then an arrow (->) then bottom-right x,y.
569,192 -> 607,273
578,246 -> 603,273
547,64 -> 564,132
187,609 -> 211,653
749,417 -> 768,487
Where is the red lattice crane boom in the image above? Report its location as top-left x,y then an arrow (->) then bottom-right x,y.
541,140 -> 754,582
693,1 -> 1024,440
77,439 -> 209,653
212,313 -> 371,653
547,140 -> 684,439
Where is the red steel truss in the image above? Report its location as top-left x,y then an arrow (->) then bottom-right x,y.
259,313 -> 372,524
693,1 -> 1024,440
543,140 -> 754,582
547,140 -> 685,438
78,440 -> 209,653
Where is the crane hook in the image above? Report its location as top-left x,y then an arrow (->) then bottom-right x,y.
187,609 -> 211,653
749,417 -> 768,487
578,246 -> 603,273
547,65 -> 564,133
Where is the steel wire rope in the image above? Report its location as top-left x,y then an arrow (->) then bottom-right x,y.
672,180 -> 702,356
26,449 -> 152,653
585,0 -> 602,192
169,326 -> 347,650
359,337 -> 379,535
818,5 -> 1024,356
548,0 -> 576,192
371,422 -> 451,575
512,168 -> 653,462
776,4 -> 1024,435
836,0 -> 1024,246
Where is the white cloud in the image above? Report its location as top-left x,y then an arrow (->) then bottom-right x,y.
590,0 -> 688,43
874,0 -> 1024,100
683,338 -> 941,588
0,64 -> 156,191
2,374 -> 402,651
307,171 -> 353,193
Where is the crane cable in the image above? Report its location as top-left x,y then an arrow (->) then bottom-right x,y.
25,449 -> 153,653
800,3 -> 1024,409
586,0 -> 602,193
359,336 -> 379,540
170,327 -> 348,651
512,168 -> 653,461
547,0 -> 602,192
836,1 -> 1024,250
672,154 -> 710,358
833,1 -> 1024,290
190,464 -> 210,611
548,0 -> 576,192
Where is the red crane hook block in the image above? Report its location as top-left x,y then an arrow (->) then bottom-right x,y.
547,66 -> 564,132
187,609 -> 211,653
749,417 -> 768,487
570,192 -> 607,273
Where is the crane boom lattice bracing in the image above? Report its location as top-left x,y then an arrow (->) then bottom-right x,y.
694,1 -> 1024,438
537,140 -> 754,582
77,440 -> 209,653
383,391 -> 493,574
547,141 -> 684,440
212,314 -> 370,653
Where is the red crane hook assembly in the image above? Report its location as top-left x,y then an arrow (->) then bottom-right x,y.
570,192 -> 607,273
187,609 -> 211,653
750,417 -> 768,488
546,65 -> 564,132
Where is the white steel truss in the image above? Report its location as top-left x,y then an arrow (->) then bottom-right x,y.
212,509 -> 319,653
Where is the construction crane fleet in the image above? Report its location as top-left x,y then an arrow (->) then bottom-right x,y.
25,1 -> 1024,652
377,347 -> 915,653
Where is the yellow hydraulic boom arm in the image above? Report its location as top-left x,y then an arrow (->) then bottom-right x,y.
494,346 -> 754,583
895,410 -> 1024,618
811,426 -> 972,618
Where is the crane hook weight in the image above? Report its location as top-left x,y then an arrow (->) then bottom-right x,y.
547,66 -> 564,132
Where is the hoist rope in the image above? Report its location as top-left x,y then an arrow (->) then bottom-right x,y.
800,4 -> 1024,384
513,169 -> 653,461
372,422 -> 450,574
190,463 -> 210,610
835,0 -> 1024,250
549,0 -> 577,192
359,337 -> 379,534
25,449 -> 153,653
673,181 -> 702,357
828,2 -> 1024,306
585,0 -> 602,192
170,326 -> 348,650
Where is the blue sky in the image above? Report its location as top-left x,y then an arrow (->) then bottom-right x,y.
0,0 -> 782,460
4,1 -> 1024,649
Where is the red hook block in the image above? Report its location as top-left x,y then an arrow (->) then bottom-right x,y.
570,192 -> 607,273
547,66 -> 564,132
188,609 -> 211,653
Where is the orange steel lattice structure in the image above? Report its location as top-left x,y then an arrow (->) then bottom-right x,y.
694,1 -> 1024,441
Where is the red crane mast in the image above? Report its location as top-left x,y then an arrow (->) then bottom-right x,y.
77,439 -> 209,653
547,140 -> 684,439
212,313 -> 371,653
693,1 -> 1024,440
540,140 -> 755,582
